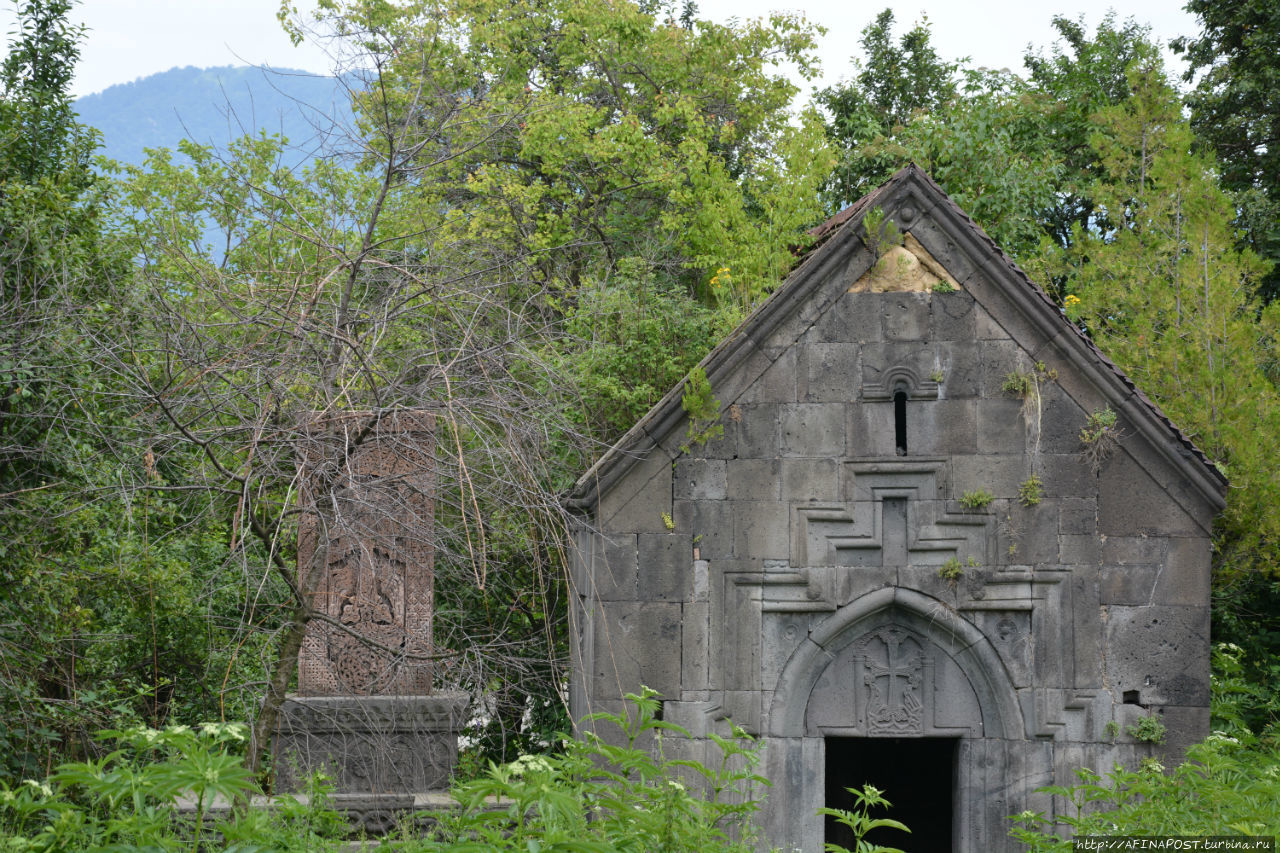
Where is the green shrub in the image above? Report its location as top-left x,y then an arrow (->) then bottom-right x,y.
0,723 -> 349,852
1010,734 -> 1280,848
1010,645 -> 1280,847
1002,370 -> 1037,398
409,686 -> 768,852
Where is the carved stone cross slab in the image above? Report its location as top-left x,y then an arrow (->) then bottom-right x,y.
857,628 -> 926,734
296,411 -> 435,696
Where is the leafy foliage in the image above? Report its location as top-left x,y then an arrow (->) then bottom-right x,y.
681,366 -> 724,451
1023,14 -> 1158,252
1173,0 -> 1280,301
819,783 -> 911,853
817,9 -> 957,209
958,489 -> 994,510
1011,644 -> 1280,845
0,722 -> 349,852
1050,54 -> 1280,570
413,687 -> 769,852
0,0 -> 248,780
1018,474 -> 1043,507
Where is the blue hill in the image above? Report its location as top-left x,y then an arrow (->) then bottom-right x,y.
74,65 -> 354,170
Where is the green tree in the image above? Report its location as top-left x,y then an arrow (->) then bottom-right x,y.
817,8 -> 958,209
306,0 -> 833,316
0,1 -> 239,779
817,11 -> 1064,262
1024,13 -> 1157,250
1173,0 -> 1280,301
1054,56 -> 1280,574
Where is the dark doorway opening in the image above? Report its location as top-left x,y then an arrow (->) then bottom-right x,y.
825,737 -> 956,853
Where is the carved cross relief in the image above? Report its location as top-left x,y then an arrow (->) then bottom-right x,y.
297,412 -> 435,696
857,628 -> 927,734
782,461 -> 995,736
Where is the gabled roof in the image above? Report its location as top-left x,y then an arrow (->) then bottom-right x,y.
566,164 -> 1228,512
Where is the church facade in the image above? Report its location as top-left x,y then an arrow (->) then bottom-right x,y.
565,166 -> 1225,851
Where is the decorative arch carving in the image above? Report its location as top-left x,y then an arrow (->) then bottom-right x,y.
863,365 -> 939,401
768,587 -> 1023,739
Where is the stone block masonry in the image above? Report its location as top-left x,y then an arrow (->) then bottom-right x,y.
566,166 -> 1225,853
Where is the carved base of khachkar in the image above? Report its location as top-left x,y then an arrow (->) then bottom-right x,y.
274,692 -> 468,832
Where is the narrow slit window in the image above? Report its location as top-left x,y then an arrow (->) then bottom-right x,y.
894,388 -> 908,456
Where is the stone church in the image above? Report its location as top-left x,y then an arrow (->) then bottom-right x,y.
565,165 -> 1225,852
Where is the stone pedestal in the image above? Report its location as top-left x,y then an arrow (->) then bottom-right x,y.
275,693 -> 468,795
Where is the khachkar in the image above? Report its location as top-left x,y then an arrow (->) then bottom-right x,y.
275,411 -> 466,811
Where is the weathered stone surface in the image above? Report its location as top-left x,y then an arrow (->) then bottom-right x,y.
568,167 -> 1219,853
975,397 -> 1026,453
847,398 -> 898,458
1038,453 -> 1097,499
880,291 -> 932,341
1072,572 -> 1103,687
726,458 -> 780,501
740,347 -> 798,404
781,458 -> 840,502
1099,451 -> 1202,537
1058,497 -> 1097,535
733,500 -> 789,562
1155,705 -> 1211,764
296,412 -> 436,697
803,342 -> 861,402
1102,535 -> 1168,566
1059,534 -> 1101,566
674,458 -> 727,501
932,292 -> 977,342
860,341 -> 936,390
950,454 -> 1030,505
1154,537 -> 1212,606
731,404 -> 781,459
637,533 -> 693,601
812,292 -> 882,344
1039,383 -> 1088,454
593,602 -> 683,697
275,694 -> 466,794
974,303 -> 1012,340
780,403 -> 846,457
934,341 -> 983,398
909,398 -> 977,455
598,446 -> 673,533
583,532 -> 639,601
674,499 -> 733,560
1100,564 -> 1158,605
1104,605 -> 1210,707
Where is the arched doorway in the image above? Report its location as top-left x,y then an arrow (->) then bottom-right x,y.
763,588 -> 1024,853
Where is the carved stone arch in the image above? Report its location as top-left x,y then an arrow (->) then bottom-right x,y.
863,365 -> 940,402
768,587 -> 1023,739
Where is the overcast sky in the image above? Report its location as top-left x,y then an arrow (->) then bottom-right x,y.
0,0 -> 1202,100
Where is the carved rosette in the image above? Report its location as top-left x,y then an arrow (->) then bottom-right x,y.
296,411 -> 435,696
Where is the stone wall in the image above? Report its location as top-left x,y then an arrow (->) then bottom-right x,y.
568,170 -> 1220,852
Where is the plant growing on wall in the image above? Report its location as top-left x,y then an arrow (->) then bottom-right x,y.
959,489 -> 995,510
1080,407 -> 1122,473
861,206 -> 904,258
1018,474 -> 1044,506
1126,714 -> 1167,744
681,366 -> 724,451
938,555 -> 979,582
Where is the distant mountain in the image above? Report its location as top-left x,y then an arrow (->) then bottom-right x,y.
74,65 -> 354,170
